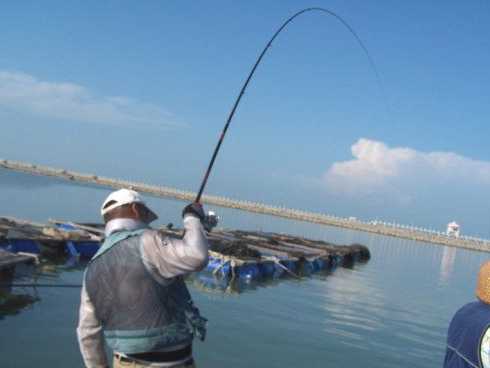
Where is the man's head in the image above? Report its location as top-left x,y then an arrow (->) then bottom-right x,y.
476,261 -> 490,304
101,188 -> 158,224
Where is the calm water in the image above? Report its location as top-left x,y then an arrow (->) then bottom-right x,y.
0,171 -> 487,367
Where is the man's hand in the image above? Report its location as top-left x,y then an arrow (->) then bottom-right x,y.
182,202 -> 205,221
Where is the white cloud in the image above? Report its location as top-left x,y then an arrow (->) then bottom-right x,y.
0,70 -> 179,127
324,138 -> 490,200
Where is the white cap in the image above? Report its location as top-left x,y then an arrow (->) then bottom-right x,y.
101,188 -> 153,217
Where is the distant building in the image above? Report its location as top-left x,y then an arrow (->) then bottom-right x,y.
447,221 -> 460,237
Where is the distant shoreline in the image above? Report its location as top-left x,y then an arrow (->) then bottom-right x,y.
1,158 -> 489,253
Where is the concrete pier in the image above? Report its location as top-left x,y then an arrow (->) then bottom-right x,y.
1,158 -> 490,252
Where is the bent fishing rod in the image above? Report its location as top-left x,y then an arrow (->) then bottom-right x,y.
1,9 -> 379,291
194,7 -> 381,203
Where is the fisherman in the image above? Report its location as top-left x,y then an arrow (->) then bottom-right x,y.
77,188 -> 209,368
444,261 -> 490,368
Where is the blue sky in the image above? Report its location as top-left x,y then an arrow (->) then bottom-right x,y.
1,1 -> 490,236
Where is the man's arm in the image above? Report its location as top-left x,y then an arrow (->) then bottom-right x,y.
77,284 -> 109,368
141,214 -> 209,279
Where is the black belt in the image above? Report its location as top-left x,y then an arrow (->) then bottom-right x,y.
118,345 -> 192,363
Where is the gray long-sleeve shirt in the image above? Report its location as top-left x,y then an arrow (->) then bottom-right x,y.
76,215 -> 209,368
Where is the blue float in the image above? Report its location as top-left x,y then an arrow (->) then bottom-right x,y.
280,260 -> 297,274
258,262 -> 276,278
237,264 -> 260,281
7,239 -> 41,254
0,239 -> 10,250
56,223 -> 101,259
66,240 -> 100,259
312,258 -> 326,271
273,263 -> 285,278
205,257 -> 231,278
301,260 -> 315,275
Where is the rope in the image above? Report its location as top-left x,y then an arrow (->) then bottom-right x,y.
262,256 -> 301,279
209,250 -> 301,279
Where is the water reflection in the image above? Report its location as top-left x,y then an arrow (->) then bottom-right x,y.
0,290 -> 39,320
0,249 -> 367,308
189,258 -> 366,294
439,246 -> 457,285
0,170 -> 57,189
0,252 -> 90,321
0,267 -> 40,319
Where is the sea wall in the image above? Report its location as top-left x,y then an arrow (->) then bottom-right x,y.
2,159 -> 489,252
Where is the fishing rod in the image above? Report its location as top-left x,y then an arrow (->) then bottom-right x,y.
194,7 -> 381,203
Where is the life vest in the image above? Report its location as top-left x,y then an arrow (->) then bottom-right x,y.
444,301 -> 490,368
85,229 -> 206,354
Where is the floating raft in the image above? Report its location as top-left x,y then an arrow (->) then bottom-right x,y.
159,228 -> 370,292
0,216 -> 370,292
0,217 -> 102,259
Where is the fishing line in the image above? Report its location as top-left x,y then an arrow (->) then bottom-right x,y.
195,7 -> 382,203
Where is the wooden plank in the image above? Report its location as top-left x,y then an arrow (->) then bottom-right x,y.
0,249 -> 34,270
246,244 -> 294,259
0,217 -> 99,242
49,219 -> 105,236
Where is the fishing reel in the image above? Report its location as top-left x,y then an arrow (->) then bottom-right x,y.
203,211 -> 219,233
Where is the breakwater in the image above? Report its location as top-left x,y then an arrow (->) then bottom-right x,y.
1,159 -> 489,252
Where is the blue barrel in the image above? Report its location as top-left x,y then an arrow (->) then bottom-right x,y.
219,261 -> 231,278
272,263 -> 285,278
258,262 -> 276,278
71,241 -> 100,259
205,257 -> 221,273
205,258 -> 231,278
280,260 -> 297,274
312,258 -> 326,272
301,260 -> 315,275
0,239 -> 10,250
237,264 -> 260,281
66,241 -> 79,257
8,239 -> 40,254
